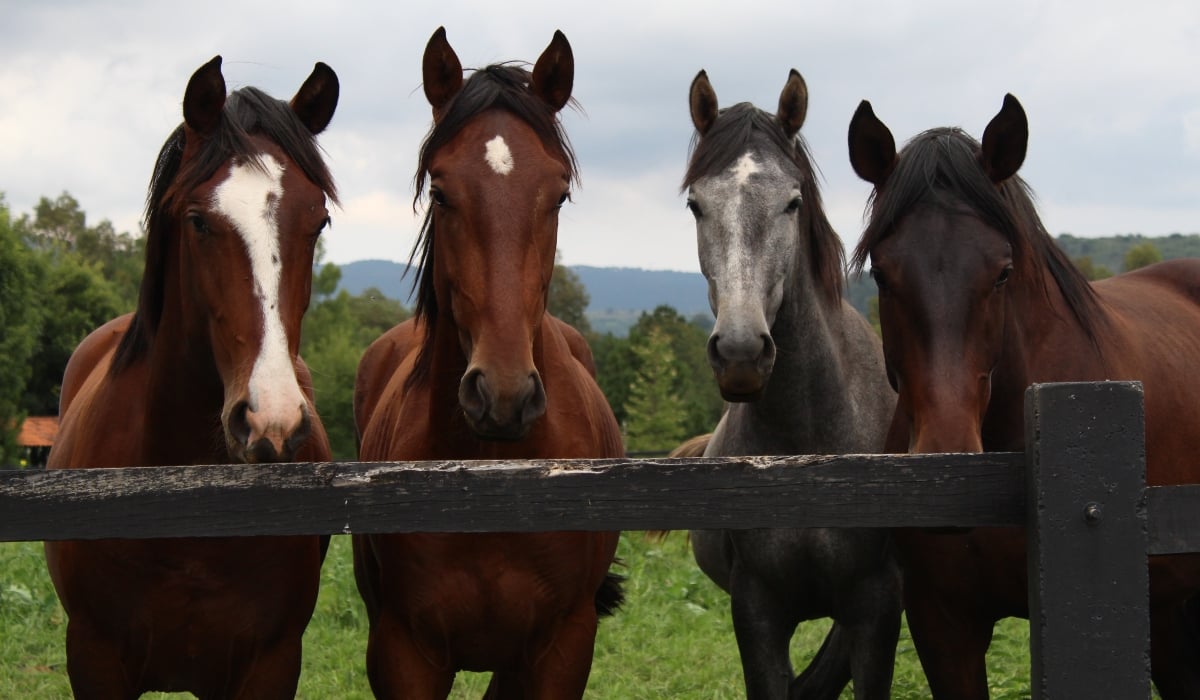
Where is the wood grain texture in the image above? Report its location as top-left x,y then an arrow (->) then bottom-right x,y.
0,453 -> 1024,541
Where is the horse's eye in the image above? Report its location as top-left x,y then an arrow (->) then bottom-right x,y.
186,213 -> 211,236
556,190 -> 571,208
430,187 -> 447,207
686,199 -> 702,218
785,197 -> 803,214
314,216 -> 331,238
870,268 -> 888,294
995,264 -> 1013,289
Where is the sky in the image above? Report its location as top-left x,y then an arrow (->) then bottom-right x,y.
3,1 -> 1199,273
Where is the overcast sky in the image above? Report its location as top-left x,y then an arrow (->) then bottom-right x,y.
3,1 -> 1198,272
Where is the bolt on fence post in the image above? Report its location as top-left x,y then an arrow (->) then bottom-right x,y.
1025,381 -> 1150,699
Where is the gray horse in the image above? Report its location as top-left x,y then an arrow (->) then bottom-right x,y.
683,69 -> 900,700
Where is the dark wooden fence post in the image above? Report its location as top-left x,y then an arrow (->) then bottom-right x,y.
1025,381 -> 1150,699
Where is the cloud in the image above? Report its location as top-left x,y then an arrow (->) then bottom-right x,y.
3,0 -> 1199,272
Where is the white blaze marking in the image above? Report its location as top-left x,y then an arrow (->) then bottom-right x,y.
212,155 -> 305,423
485,135 -> 514,175
731,152 -> 760,186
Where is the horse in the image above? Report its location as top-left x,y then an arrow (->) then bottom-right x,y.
848,94 -> 1200,698
683,70 -> 900,700
43,56 -> 339,698
352,28 -> 624,699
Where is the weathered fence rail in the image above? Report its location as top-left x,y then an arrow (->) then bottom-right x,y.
1,381 -> 1196,698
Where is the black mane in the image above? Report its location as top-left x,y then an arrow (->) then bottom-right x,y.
850,127 -> 1104,335
110,86 -> 337,375
406,64 -> 578,387
682,103 -> 845,305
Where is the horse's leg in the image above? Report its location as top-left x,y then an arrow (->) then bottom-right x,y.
903,582 -> 993,700
365,613 -> 455,700
222,638 -> 304,700
514,610 -> 599,700
729,566 -> 799,700
353,535 -> 382,626
63,621 -> 138,700
788,622 -> 851,700
1149,594 -> 1200,700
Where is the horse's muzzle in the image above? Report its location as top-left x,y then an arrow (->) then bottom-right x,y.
459,368 -> 547,441
226,400 -> 312,463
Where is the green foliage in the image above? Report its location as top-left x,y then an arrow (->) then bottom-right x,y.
623,326 -> 689,453
549,253 -> 592,334
0,197 -> 40,463
1072,256 -> 1114,281
2,193 -> 139,420
589,305 -> 723,447
23,255 -> 124,415
301,284 -> 410,460
17,192 -> 143,310
629,306 -> 723,440
1122,242 -> 1164,272
1055,233 -> 1196,276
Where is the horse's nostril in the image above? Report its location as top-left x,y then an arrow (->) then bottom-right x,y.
228,401 -> 251,446
521,373 -> 547,425
707,334 -> 724,370
459,369 -> 491,423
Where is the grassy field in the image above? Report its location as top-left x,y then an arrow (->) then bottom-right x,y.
0,533 -> 1037,698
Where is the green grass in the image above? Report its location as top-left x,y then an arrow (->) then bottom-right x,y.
1,534 -> 1042,698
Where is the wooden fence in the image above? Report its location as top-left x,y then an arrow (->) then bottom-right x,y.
1,381 -> 1196,698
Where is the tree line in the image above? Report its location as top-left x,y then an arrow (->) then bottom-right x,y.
0,192 -> 721,464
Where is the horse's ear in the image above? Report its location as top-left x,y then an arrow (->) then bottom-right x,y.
848,100 -> 897,187
777,69 -> 808,138
291,62 -> 339,135
979,94 -> 1028,183
532,30 -> 574,112
689,70 -> 718,136
183,55 -> 226,136
423,26 -> 463,118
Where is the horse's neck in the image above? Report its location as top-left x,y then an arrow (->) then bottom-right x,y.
139,320 -> 226,461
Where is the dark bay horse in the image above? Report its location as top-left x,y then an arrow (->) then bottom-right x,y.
352,28 -> 623,699
848,94 -> 1200,698
44,56 -> 338,698
683,70 -> 900,699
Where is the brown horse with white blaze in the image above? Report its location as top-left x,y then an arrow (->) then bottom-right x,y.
352,28 -> 623,699
849,94 -> 1200,698
44,56 -> 338,699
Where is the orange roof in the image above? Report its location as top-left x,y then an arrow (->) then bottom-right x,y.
17,416 -> 58,447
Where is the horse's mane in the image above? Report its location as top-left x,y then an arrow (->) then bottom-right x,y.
110,87 -> 338,376
849,127 -> 1104,336
681,103 -> 845,306
406,64 -> 579,389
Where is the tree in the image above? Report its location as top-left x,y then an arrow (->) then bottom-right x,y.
301,283 -> 411,460
23,254 -> 124,415
1123,242 -> 1162,272
548,253 -> 591,334
1072,256 -> 1113,281
622,326 -> 688,453
17,191 -> 143,311
0,195 -> 41,463
628,305 -> 723,439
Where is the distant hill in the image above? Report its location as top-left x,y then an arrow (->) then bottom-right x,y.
335,260 -> 712,336
335,233 -> 1200,336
